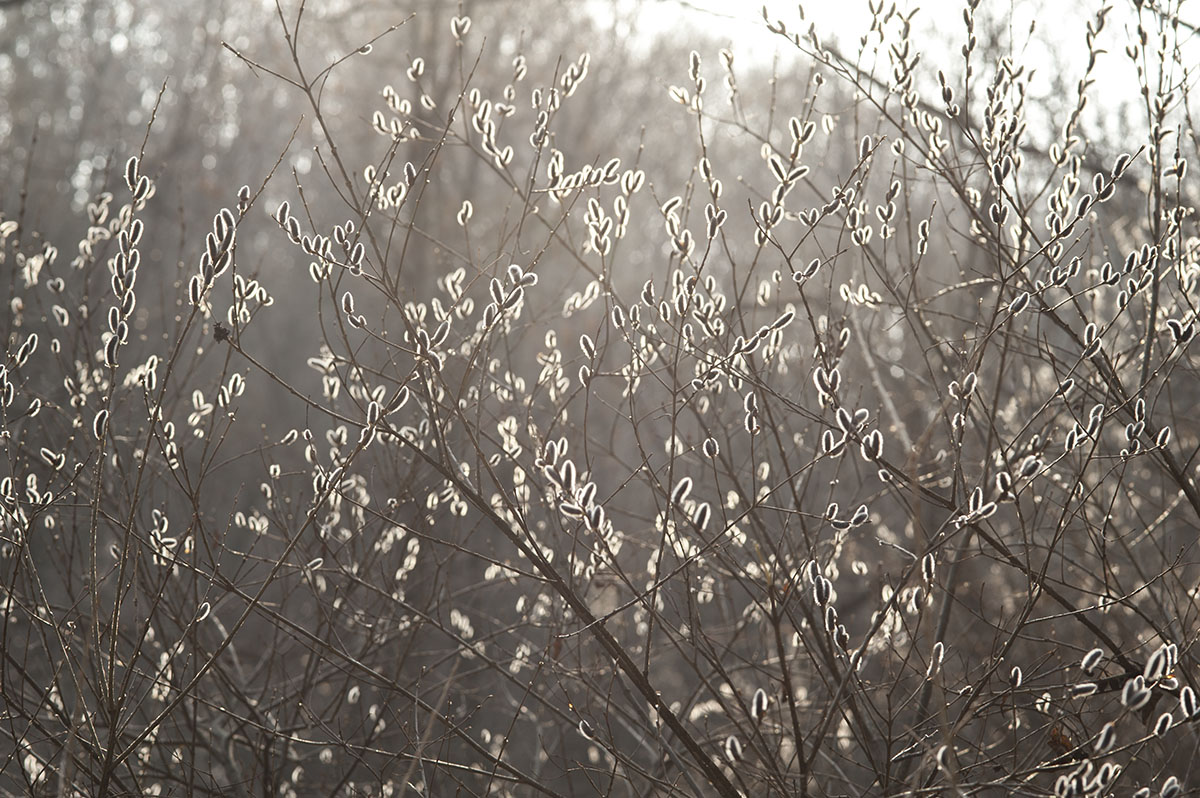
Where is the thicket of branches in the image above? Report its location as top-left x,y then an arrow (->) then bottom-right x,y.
3,1 -> 1200,795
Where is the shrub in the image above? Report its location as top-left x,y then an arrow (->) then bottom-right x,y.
2,2 -> 1199,796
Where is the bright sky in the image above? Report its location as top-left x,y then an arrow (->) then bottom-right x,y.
630,0 -> 1200,146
